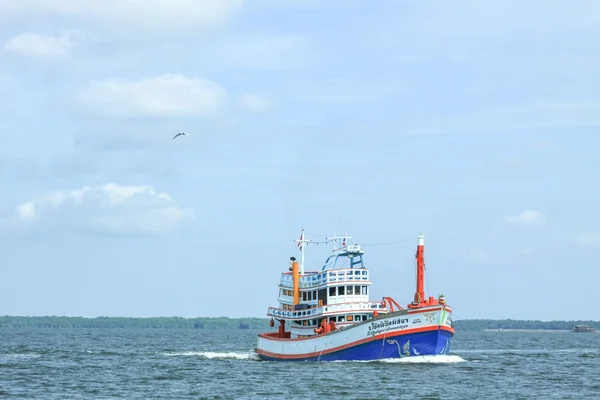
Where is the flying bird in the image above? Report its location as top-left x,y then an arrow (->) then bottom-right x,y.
172,132 -> 189,140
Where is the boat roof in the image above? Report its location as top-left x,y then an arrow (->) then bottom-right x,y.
320,244 -> 365,271
294,231 -> 367,274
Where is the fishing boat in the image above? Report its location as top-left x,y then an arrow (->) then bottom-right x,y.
571,324 -> 596,333
254,230 -> 454,361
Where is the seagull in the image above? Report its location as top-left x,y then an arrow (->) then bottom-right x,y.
172,132 -> 189,140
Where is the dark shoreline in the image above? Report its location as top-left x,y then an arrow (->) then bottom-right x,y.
1,316 -> 598,331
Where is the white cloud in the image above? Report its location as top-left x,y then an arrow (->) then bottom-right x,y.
575,233 -> 600,247
3,31 -> 83,60
0,0 -> 242,37
506,210 -> 546,228
237,93 -> 272,112
74,74 -> 227,119
15,183 -> 191,234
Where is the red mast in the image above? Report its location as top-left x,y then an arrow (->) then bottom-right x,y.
409,233 -> 435,308
415,233 -> 425,303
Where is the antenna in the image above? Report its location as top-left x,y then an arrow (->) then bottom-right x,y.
326,231 -> 355,252
331,229 -> 336,251
294,228 -> 311,275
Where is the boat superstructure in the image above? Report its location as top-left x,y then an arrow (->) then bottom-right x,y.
254,230 -> 454,361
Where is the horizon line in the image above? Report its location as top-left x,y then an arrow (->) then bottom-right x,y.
1,315 -> 598,323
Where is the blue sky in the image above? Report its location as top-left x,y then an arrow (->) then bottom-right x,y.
1,0 -> 599,321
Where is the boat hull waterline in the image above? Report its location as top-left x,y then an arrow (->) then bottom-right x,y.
256,308 -> 453,362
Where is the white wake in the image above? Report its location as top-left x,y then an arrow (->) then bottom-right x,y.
163,351 -> 260,360
329,354 -> 467,363
378,354 -> 467,363
162,351 -> 466,363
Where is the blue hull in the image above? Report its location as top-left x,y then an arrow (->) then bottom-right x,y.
256,328 -> 453,362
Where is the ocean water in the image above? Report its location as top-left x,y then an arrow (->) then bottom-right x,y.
1,328 -> 599,399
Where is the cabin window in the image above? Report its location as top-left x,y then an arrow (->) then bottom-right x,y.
329,317 -> 336,322
303,292 -> 307,301
347,285 -> 353,295
338,286 -> 345,295
313,290 -> 317,299
329,287 -> 336,296
347,315 -> 353,321
318,289 -> 327,306
308,291 -> 312,301
338,315 -> 346,322
355,315 -> 362,322
354,270 -> 360,275
362,286 -> 368,295
303,320 -> 307,326
355,285 -> 360,295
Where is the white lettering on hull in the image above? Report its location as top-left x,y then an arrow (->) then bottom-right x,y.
367,317 -> 409,336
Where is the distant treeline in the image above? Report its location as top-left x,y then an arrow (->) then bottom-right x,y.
454,319 -> 599,331
0,316 -> 267,329
0,316 -> 597,331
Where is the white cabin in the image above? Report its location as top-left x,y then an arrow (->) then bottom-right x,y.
266,237 -> 388,339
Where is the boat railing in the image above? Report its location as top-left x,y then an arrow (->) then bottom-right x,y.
267,302 -> 386,319
280,269 -> 370,288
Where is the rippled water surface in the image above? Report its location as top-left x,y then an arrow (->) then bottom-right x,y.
1,328 -> 599,399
